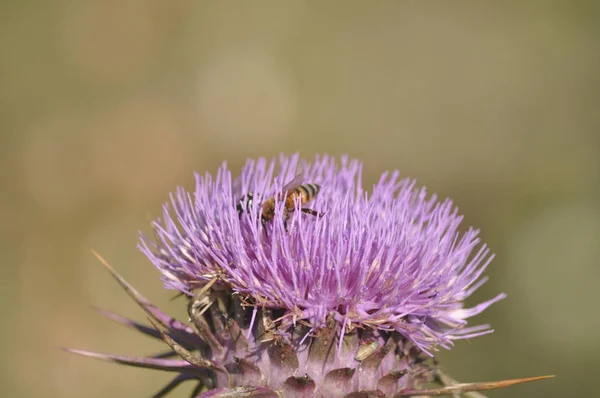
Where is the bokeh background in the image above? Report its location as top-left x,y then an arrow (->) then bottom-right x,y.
2,1 -> 599,397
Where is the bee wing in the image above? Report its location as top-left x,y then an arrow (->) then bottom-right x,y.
281,172 -> 305,193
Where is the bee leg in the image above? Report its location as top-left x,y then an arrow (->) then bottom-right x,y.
301,208 -> 324,218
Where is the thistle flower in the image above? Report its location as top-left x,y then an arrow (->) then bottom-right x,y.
68,154 -> 552,397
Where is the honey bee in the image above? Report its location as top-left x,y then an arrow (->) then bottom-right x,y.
260,174 -> 323,229
236,174 -> 324,231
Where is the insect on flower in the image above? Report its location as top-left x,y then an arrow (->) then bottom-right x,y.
238,173 -> 324,231
67,155 -> 554,397
261,173 -> 324,228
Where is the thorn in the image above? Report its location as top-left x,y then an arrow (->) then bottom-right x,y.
394,375 -> 555,397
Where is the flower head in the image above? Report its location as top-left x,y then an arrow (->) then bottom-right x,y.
68,154 -> 553,397
141,153 -> 504,354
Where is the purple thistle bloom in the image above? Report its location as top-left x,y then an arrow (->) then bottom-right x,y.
68,154 -> 553,397
140,155 -> 504,352
141,153 -> 504,354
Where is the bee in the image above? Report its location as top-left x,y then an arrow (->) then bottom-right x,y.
260,174 -> 323,229
236,174 -> 324,231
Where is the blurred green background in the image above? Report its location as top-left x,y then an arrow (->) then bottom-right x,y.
2,1 -> 599,397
